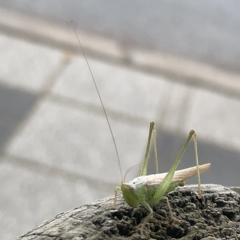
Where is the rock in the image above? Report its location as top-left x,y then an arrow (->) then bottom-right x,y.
17,184 -> 240,240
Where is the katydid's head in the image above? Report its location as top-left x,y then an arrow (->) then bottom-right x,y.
121,183 -> 139,208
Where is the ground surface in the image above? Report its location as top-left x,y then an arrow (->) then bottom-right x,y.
17,184 -> 240,240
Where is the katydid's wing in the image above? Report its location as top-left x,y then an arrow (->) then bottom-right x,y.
145,163 -> 211,186
169,163 -> 210,182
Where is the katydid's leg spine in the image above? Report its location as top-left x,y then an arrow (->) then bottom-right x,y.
140,122 -> 155,176
153,127 -> 158,174
193,132 -> 202,198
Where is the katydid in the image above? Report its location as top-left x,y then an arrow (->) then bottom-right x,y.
73,25 -> 211,235
115,121 -> 210,234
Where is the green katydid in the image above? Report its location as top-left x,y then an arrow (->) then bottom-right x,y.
73,25 -> 211,236
115,122 -> 210,235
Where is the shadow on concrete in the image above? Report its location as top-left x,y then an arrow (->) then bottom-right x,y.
0,82 -> 38,151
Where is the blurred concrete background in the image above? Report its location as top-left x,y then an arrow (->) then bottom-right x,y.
0,1 -> 240,239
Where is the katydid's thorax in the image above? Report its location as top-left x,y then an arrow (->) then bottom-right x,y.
121,173 -> 181,207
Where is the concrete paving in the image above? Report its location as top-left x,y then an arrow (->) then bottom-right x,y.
0,8 -> 240,240
1,0 -> 240,74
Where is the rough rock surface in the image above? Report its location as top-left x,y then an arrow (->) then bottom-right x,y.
17,184 -> 240,240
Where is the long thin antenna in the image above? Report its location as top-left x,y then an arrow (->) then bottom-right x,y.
71,21 -> 124,182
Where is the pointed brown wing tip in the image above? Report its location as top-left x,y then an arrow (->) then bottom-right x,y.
203,163 -> 211,168
199,163 -> 211,172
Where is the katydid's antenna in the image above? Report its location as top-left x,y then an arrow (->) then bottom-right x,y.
71,21 -> 124,183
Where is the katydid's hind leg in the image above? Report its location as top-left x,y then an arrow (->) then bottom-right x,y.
153,126 -> 158,174
140,122 -> 155,176
154,130 -> 195,201
193,132 -> 202,198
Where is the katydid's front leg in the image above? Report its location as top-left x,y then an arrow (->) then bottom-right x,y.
140,121 -> 155,177
113,187 -> 121,208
